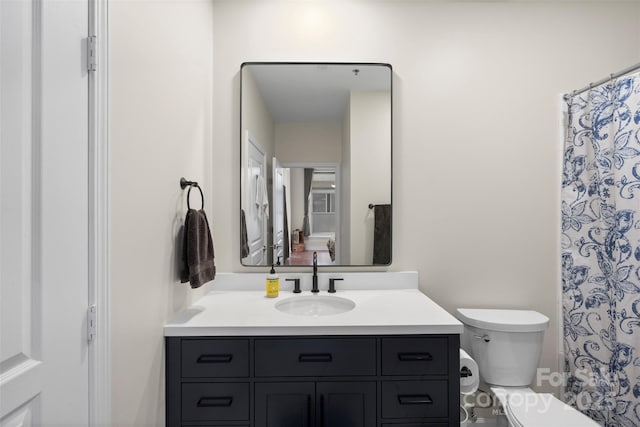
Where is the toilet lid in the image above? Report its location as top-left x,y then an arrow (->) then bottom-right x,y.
456,308 -> 549,332
504,391 -> 599,427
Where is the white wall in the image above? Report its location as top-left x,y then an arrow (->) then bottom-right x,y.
110,1 -> 640,425
110,0 -> 214,425
274,122 -> 342,163
342,104 -> 352,263
349,91 -> 391,264
211,0 -> 640,395
241,66 -> 275,183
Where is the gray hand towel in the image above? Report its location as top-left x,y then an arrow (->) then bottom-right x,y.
372,204 -> 391,265
240,209 -> 250,258
181,209 -> 216,288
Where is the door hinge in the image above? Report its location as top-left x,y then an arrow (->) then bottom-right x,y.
87,36 -> 97,72
87,305 -> 97,342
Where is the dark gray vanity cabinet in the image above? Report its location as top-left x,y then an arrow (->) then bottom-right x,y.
166,334 -> 459,427
254,381 -> 376,427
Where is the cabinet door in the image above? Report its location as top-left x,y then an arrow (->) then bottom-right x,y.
255,382 -> 315,427
317,382 -> 376,427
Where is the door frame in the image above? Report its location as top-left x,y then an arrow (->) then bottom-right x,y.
271,157 -> 285,265
282,162 -> 341,264
244,130 -> 268,265
89,0 -> 111,425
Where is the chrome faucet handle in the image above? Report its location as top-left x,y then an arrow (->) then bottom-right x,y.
328,278 -> 343,293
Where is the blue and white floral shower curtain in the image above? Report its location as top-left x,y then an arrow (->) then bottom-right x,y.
562,71 -> 640,426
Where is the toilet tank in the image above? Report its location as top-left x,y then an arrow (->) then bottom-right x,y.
456,309 -> 549,387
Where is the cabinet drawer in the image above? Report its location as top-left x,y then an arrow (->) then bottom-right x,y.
182,339 -> 249,378
382,424 -> 447,427
181,383 -> 249,421
381,337 -> 448,376
381,380 -> 448,419
255,338 -> 376,377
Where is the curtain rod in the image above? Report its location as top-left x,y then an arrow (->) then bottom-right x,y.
563,61 -> 640,101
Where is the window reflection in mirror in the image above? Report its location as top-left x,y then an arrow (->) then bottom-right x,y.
240,63 -> 392,267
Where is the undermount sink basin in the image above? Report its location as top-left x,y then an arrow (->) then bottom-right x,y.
275,295 -> 355,316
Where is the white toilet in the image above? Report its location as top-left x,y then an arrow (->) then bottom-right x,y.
456,308 -> 598,427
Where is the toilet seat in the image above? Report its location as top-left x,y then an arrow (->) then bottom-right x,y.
491,387 -> 599,427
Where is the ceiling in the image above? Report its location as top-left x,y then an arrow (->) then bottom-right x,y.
245,63 -> 391,122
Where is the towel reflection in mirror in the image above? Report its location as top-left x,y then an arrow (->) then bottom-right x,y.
255,174 -> 269,219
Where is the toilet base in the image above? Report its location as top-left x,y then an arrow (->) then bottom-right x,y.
490,386 -> 598,427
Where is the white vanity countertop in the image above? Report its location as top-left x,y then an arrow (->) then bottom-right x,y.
164,286 -> 463,337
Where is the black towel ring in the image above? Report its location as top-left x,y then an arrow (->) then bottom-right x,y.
180,177 -> 197,189
187,184 -> 204,210
181,177 -> 204,210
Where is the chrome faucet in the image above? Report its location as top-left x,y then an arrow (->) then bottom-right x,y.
311,251 -> 319,293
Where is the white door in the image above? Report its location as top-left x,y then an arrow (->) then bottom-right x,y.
245,131 -> 267,266
272,157 -> 284,265
0,0 -> 90,425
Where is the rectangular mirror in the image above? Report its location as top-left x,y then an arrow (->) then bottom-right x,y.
240,62 -> 392,267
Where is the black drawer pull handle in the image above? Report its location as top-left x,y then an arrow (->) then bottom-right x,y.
298,353 -> 332,363
398,352 -> 433,362
197,354 -> 233,364
196,396 -> 233,407
397,394 -> 433,405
